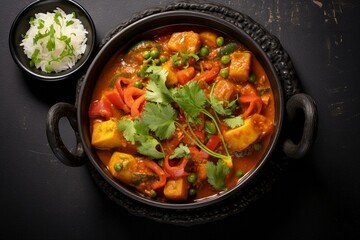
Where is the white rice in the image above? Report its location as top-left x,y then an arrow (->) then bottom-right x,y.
20,8 -> 88,73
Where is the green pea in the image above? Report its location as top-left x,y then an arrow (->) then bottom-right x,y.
221,55 -> 231,65
216,36 -> 224,46
137,66 -> 147,79
142,51 -> 150,59
219,68 -> 229,78
199,46 -> 210,57
254,142 -> 262,151
150,49 -> 159,59
114,162 -> 123,172
188,188 -> 197,197
149,189 -> 157,198
248,73 -> 257,83
159,55 -> 167,63
187,172 -> 197,183
133,81 -> 143,89
236,170 -> 244,177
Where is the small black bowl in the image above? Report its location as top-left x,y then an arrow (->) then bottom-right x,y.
9,0 -> 96,81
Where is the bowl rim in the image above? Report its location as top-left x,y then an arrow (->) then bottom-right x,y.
8,0 -> 96,81
78,10 -> 284,209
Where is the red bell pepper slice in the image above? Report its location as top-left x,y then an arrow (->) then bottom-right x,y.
239,95 -> 263,119
104,90 -> 130,113
130,94 -> 146,118
114,77 -> 135,99
143,159 -> 167,189
200,134 -> 221,158
123,86 -> 146,108
164,155 -> 189,178
88,99 -> 113,120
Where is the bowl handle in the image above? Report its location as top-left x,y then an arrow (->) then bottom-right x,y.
283,93 -> 318,159
46,102 -> 87,167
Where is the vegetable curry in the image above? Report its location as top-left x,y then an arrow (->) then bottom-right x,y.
88,27 -> 275,203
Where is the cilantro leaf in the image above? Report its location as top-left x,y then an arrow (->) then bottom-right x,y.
173,81 -> 207,118
146,66 -> 167,82
224,116 -> 244,128
117,118 -> 136,144
206,160 -> 230,190
145,78 -> 173,104
135,134 -> 164,159
170,143 -> 190,159
141,103 -> 177,140
209,95 -> 233,116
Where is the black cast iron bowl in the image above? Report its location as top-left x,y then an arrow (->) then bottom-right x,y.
9,0 -> 96,81
46,10 -> 317,210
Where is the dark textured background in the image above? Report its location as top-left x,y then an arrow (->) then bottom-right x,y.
1,0 -> 359,239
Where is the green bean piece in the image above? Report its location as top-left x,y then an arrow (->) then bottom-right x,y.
219,43 -> 236,57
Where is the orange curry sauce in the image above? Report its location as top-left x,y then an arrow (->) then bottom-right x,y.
88,27 -> 275,203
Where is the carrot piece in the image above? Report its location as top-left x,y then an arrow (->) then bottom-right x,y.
192,65 -> 220,82
176,67 -> 196,85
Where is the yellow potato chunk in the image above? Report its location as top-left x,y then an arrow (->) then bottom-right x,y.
163,177 -> 189,201
224,114 -> 273,151
229,51 -> 251,82
167,31 -> 201,53
108,152 -> 137,185
162,61 -> 178,86
91,118 -> 127,149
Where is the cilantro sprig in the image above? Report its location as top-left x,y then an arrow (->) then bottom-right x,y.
206,160 -> 230,191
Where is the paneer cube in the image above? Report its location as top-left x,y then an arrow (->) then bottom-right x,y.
229,51 -> 252,82
163,177 -> 189,201
224,114 -> 273,151
199,31 -> 218,48
91,118 -> 127,149
167,31 -> 201,53
212,79 -> 234,101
